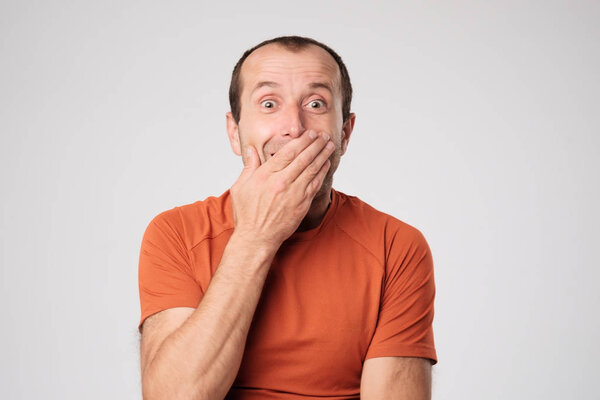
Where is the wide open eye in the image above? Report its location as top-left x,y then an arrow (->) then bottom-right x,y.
307,100 -> 325,109
260,100 -> 277,109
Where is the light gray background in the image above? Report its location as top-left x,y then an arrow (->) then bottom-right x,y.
1,1 -> 598,399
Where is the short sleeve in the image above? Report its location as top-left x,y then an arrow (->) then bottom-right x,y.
364,227 -> 437,365
137,209 -> 203,333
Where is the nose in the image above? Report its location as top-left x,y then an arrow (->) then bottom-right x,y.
281,104 -> 305,138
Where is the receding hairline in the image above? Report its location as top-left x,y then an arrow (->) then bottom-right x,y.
237,42 -> 342,100
229,36 -> 353,124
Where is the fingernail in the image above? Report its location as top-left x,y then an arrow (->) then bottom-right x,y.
323,133 -> 330,141
326,141 -> 334,150
246,147 -> 252,157
309,130 -> 317,139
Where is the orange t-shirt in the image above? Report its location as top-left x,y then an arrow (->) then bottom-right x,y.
138,188 -> 437,399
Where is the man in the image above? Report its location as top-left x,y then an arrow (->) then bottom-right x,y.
138,36 -> 437,399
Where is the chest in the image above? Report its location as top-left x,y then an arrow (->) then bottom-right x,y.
234,238 -> 384,392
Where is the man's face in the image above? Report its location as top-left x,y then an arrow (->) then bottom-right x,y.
226,43 -> 355,195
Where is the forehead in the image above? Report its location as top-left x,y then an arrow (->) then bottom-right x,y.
240,43 -> 341,94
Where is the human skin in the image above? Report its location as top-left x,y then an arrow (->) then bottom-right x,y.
140,44 -> 353,399
226,43 -> 356,231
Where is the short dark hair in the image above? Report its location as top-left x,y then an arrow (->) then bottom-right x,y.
228,35 -> 353,124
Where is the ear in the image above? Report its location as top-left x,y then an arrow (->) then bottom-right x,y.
340,112 -> 356,155
226,112 -> 241,156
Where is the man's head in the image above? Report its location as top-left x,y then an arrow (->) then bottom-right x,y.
226,36 -> 356,196
228,36 -> 353,125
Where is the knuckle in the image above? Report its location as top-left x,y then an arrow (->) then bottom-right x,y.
310,178 -> 319,191
272,178 -> 287,194
306,162 -> 320,176
295,151 -> 311,166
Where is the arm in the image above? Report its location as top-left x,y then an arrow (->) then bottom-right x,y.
360,356 -> 432,400
141,234 -> 275,400
140,130 -> 334,400
360,225 -> 437,399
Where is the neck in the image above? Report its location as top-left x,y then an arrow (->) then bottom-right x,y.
296,187 -> 333,232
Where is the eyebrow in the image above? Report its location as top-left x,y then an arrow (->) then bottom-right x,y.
308,82 -> 334,93
251,81 -> 280,95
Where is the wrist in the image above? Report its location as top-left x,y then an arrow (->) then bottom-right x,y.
226,231 -> 280,265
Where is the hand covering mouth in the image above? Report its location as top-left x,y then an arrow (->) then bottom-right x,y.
266,143 -> 287,159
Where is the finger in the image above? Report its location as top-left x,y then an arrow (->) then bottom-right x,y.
291,135 -> 335,184
284,132 -> 333,181
239,145 -> 260,180
305,159 -> 331,198
267,130 -> 318,172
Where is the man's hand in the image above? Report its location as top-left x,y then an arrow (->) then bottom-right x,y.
230,129 -> 334,250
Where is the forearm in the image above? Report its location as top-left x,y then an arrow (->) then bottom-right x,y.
142,233 -> 276,400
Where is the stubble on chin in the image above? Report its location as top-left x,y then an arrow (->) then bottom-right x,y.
314,149 -> 341,198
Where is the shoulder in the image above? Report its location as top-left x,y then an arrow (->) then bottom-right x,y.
144,190 -> 234,250
332,190 -> 431,263
333,190 -> 427,246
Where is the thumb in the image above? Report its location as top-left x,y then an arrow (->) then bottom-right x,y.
242,145 -> 260,174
